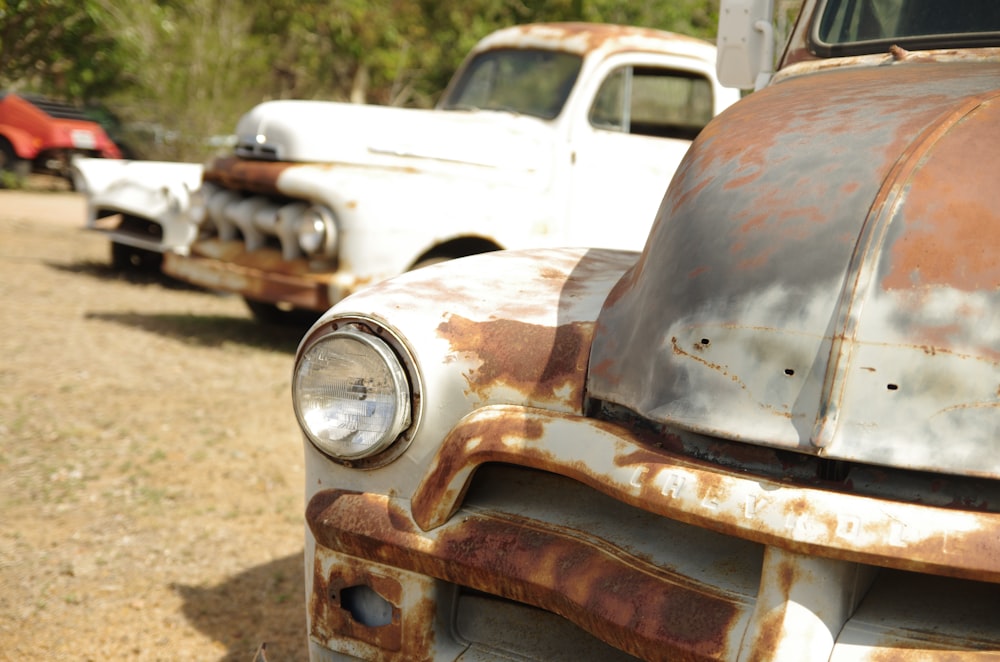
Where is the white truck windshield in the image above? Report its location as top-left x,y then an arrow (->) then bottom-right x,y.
440,49 -> 583,120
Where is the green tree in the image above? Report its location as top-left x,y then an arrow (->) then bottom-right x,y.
0,0 -> 133,102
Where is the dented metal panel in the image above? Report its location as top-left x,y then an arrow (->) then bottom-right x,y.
588,62 -> 1000,478
74,156 -> 204,253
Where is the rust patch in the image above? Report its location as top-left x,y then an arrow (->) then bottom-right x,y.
310,555 -> 404,652
670,336 -> 749,390
410,411 -> 547,528
310,489 -> 744,661
310,546 -> 445,659
437,314 -> 593,410
309,496 -> 445,659
882,94 -> 1000,292
411,407 -> 1000,583
204,156 -> 293,196
163,248 -> 334,311
500,22 -> 709,55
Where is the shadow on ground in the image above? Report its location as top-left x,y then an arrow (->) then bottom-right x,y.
84,310 -> 310,354
53,257 -> 318,352
173,551 -> 308,662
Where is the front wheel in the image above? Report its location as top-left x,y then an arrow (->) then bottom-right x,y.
243,297 -> 319,326
111,242 -> 163,272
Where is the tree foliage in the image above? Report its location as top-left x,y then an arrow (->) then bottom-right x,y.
0,0 -> 133,100
0,0 -> 721,161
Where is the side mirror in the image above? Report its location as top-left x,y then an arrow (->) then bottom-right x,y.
717,0 -> 775,90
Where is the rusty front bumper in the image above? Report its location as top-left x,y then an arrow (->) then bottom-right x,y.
307,407 -> 1000,660
163,240 -> 336,311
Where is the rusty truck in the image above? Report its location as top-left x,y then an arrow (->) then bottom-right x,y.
290,0 -> 1000,659
156,23 -> 738,322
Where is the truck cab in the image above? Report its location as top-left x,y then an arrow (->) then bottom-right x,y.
158,23 -> 737,321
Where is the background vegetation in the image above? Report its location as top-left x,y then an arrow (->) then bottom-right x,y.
0,0 -> 722,162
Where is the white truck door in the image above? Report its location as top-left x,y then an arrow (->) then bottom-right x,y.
565,58 -> 717,251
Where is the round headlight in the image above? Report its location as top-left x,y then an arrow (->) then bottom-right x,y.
293,328 -> 411,460
186,183 -> 216,226
298,205 -> 338,257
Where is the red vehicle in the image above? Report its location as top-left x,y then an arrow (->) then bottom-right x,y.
0,92 -> 121,185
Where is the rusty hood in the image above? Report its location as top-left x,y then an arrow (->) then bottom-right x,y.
588,61 -> 1000,479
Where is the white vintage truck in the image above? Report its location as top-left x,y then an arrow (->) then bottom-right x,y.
151,22 -> 738,320
291,0 -> 1000,659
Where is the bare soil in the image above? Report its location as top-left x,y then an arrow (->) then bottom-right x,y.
0,183 -> 312,661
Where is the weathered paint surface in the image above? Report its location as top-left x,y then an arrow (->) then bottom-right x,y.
308,546 -> 460,660
463,21 -> 715,59
436,316 -> 594,412
308,488 -> 749,661
409,406 -> 1000,583
298,8 -> 1000,662
588,61 -> 1000,478
163,244 -> 339,310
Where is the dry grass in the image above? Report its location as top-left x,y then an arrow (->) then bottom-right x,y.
0,186 -> 312,660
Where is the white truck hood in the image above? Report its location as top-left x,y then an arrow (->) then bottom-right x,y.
234,100 -> 553,172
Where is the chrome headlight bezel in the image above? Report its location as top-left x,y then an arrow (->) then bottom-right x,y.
292,318 -> 419,468
186,182 -> 217,226
297,204 -> 338,258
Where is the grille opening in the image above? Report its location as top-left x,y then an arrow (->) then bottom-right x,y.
593,399 -> 1000,514
455,587 -> 641,661
818,458 -> 849,482
117,214 -> 164,241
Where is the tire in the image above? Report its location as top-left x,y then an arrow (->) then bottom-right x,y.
0,137 -> 30,188
243,297 -> 319,326
110,242 -> 163,272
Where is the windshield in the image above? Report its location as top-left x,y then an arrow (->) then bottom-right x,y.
440,48 -> 583,120
813,0 -> 1000,54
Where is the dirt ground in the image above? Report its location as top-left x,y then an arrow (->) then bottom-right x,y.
0,183 -> 314,660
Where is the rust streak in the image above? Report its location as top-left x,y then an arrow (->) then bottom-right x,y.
309,489 -> 743,661
204,155 -> 293,196
437,314 -> 594,410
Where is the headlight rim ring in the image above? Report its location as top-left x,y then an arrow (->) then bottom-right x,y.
297,204 -> 338,258
292,317 -> 421,469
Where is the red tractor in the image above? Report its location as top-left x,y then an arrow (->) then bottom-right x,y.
0,91 -> 121,187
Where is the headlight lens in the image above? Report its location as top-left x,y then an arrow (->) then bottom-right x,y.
298,204 -> 337,257
293,328 -> 411,460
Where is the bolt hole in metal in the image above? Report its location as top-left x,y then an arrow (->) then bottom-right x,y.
784,368 -> 795,376
887,383 -> 899,391
700,338 -> 710,345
